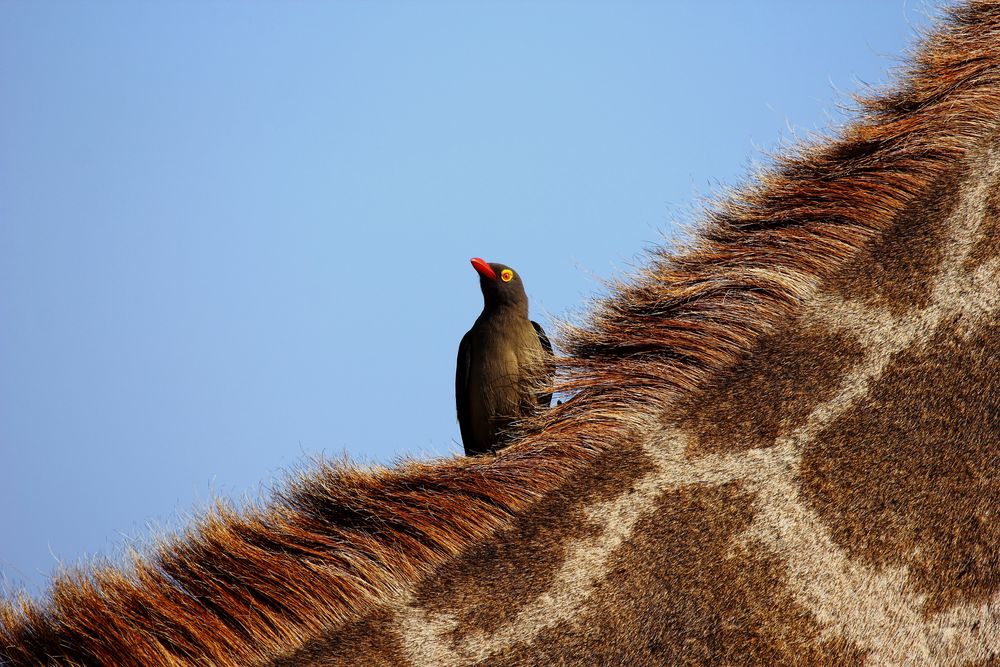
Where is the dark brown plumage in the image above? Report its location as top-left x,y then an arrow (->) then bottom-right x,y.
457,258 -> 553,456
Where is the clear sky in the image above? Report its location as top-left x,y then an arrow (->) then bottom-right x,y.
1,2 -> 943,597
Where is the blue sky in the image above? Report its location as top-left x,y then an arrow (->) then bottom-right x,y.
1,2 -> 942,596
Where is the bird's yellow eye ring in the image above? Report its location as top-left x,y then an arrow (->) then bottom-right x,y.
501,269 -> 513,282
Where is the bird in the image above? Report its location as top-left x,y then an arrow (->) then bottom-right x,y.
456,258 -> 554,456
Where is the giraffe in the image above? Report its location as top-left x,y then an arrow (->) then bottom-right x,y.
4,2 -> 1000,665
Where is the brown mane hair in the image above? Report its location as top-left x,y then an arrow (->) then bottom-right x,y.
4,2 -> 1000,664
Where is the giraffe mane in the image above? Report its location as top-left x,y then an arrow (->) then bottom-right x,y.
4,2 -> 1000,664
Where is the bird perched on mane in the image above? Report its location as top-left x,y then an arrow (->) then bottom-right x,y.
456,258 -> 553,456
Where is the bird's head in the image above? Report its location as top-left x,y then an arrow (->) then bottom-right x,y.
470,257 -> 529,310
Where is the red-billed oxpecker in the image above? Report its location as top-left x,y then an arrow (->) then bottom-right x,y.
456,258 -> 553,456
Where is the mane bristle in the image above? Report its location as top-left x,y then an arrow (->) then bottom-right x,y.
6,2 -> 1000,664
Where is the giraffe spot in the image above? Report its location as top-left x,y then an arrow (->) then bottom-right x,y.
679,323 -> 864,454
492,483 -> 866,666
410,437 -> 654,639
269,609 -> 407,666
966,185 -> 1000,272
825,169 -> 960,316
799,319 -> 1000,613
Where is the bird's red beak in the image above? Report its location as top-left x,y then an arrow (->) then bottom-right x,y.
470,257 -> 497,281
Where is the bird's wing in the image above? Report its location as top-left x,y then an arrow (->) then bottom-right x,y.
456,329 -> 475,449
532,320 -> 553,356
531,320 -> 554,407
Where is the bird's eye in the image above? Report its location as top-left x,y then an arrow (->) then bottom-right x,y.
501,269 -> 513,282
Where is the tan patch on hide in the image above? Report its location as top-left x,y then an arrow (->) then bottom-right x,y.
827,171 -> 961,316
492,483 -> 866,666
411,439 -> 654,638
800,319 -> 1000,614
680,325 -> 864,454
